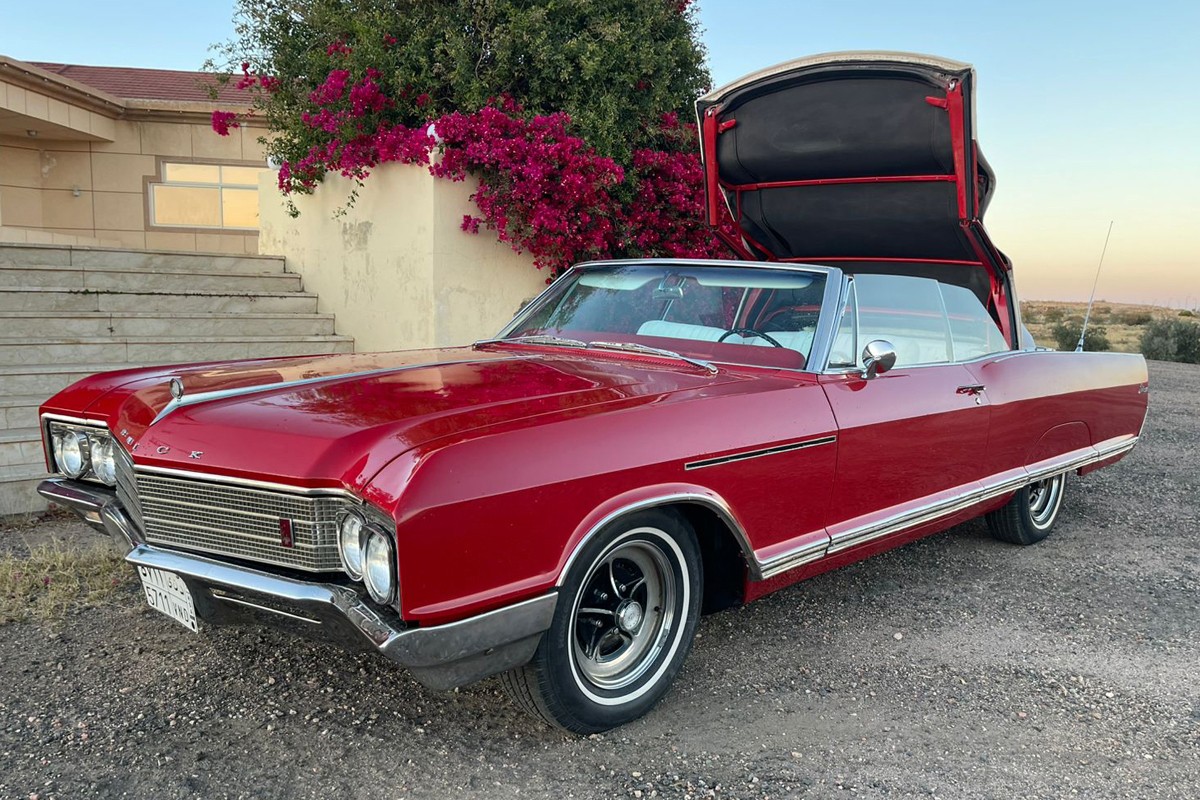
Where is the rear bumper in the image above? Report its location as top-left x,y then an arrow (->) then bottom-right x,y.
37,478 -> 556,690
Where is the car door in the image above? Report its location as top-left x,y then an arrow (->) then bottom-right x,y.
819,274 -> 992,554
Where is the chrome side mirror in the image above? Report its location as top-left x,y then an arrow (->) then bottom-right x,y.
861,339 -> 897,379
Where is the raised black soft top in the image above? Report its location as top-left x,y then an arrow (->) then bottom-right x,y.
697,51 -> 999,266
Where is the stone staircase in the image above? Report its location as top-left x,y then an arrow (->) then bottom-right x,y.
0,243 -> 354,517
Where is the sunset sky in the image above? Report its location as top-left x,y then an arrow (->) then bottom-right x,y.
5,1 -> 1197,306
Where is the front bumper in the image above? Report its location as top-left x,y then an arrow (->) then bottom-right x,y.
37,478 -> 556,690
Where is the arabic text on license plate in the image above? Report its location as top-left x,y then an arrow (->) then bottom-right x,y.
137,566 -> 198,633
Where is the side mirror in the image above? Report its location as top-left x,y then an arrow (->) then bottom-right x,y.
861,339 -> 897,379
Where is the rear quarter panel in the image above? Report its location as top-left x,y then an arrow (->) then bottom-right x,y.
965,350 -> 1148,478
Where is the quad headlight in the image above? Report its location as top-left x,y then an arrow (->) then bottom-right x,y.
45,421 -> 118,486
51,428 -> 90,478
363,529 -> 397,605
338,507 -> 398,605
90,436 -> 118,485
337,510 -> 367,580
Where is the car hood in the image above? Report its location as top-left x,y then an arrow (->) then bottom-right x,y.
696,51 -> 995,263
70,347 -> 733,493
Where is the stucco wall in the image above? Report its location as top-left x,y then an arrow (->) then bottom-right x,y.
1,69 -> 266,252
257,163 -> 546,352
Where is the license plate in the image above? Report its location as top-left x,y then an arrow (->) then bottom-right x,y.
137,566 -> 198,633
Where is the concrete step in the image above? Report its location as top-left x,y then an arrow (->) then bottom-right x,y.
0,363 -> 146,396
0,336 -> 354,367
0,311 -> 337,338
0,395 -> 44,431
0,428 -> 43,469
0,287 -> 319,313
0,263 -> 302,293
0,243 -> 287,274
0,462 -> 49,518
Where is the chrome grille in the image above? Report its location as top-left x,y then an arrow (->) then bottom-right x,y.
121,465 -> 349,572
113,445 -> 144,532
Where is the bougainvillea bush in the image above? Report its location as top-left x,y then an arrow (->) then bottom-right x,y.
212,0 -> 733,276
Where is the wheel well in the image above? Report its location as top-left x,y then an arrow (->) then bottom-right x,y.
673,503 -> 747,614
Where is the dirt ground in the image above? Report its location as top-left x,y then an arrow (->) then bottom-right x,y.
1,361 -> 1196,799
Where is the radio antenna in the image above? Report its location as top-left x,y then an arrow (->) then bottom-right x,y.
1076,220 -> 1115,352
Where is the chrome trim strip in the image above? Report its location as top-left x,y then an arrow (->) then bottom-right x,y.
132,463 -> 359,499
558,492 -> 762,584
39,414 -> 112,484
149,359 -> 503,427
40,412 -> 107,427
805,270 -> 847,373
759,435 -> 1142,568
1094,435 -> 1139,459
758,538 -> 829,580
685,435 -> 836,471
826,485 -> 1001,555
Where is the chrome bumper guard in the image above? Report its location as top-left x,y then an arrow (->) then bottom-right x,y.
37,478 -> 556,690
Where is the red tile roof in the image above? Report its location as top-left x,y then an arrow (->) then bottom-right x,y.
29,62 -> 243,104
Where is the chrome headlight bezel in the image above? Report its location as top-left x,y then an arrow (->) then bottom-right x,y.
43,417 -> 119,486
89,435 -> 118,486
337,505 -> 400,608
52,428 -> 90,478
363,527 -> 397,606
336,508 -> 368,581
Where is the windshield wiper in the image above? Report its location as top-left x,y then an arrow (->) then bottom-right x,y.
588,341 -> 719,374
473,334 -> 589,350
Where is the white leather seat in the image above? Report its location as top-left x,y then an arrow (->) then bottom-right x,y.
636,320 -> 728,341
638,320 -> 813,356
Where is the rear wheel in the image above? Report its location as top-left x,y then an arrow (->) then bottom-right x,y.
986,472 -> 1067,545
500,509 -> 701,733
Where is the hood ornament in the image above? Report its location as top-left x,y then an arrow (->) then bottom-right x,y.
169,377 -> 185,400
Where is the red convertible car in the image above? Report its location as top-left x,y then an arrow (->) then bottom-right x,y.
37,53 -> 1147,733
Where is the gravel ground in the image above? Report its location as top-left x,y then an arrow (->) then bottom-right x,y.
1,360 -> 1196,800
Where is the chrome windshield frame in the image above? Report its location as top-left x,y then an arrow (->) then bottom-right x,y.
493,258 -> 844,374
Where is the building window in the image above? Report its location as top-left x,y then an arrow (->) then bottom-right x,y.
150,163 -> 270,230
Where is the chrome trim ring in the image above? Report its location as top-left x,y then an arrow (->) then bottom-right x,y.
566,527 -> 691,705
1028,472 -> 1065,531
570,536 -> 677,691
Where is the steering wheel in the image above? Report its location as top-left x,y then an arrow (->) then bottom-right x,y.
718,327 -> 783,348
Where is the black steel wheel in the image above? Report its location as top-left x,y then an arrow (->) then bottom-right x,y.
501,508 -> 701,733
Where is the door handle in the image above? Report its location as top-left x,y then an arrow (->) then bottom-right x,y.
957,384 -> 985,404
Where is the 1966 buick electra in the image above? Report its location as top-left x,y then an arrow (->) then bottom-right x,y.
37,52 -> 1147,732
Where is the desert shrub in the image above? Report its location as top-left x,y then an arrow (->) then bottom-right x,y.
1140,318 -> 1200,363
1117,309 -> 1154,326
1051,322 -> 1110,352
1042,306 -> 1066,323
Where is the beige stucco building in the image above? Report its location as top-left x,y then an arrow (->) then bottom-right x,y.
0,55 -> 269,253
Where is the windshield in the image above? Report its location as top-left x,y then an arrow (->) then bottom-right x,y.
501,263 -> 828,370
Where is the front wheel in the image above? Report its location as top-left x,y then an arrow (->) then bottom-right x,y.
500,509 -> 702,733
986,472 -> 1067,545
